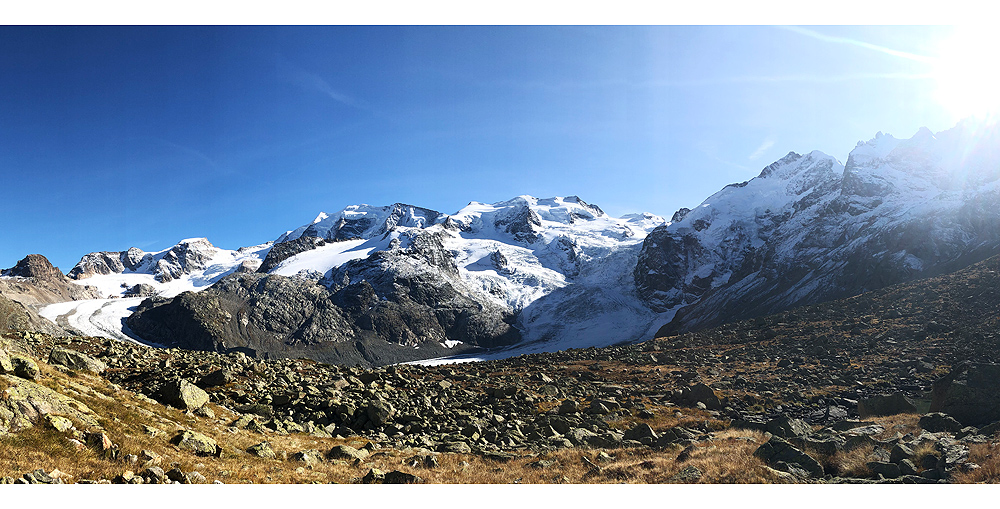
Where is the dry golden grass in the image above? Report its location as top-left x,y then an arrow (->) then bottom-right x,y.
606,403 -> 723,433
824,446 -> 873,478
951,442 -> 1000,484
10,348 -> 1000,484
0,361 -> 787,484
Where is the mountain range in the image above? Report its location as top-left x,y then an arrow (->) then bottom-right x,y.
7,117 -> 1000,366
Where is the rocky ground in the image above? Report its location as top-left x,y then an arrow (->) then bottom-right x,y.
4,254 -> 1000,483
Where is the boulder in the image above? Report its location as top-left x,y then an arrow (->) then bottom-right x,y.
361,468 -> 386,484
766,416 -> 812,438
383,470 -> 422,484
326,444 -> 369,462
0,373 -> 101,433
623,423 -> 659,444
198,368 -> 235,388
48,348 -> 107,374
919,413 -> 963,433
157,379 -> 209,410
366,400 -> 396,427
140,467 -> 166,484
0,350 -> 12,374
687,383 -> 722,410
752,436 -> 824,478
291,449 -> 324,466
930,363 -> 1000,426
867,461 -> 901,479
171,430 -> 219,456
247,441 -> 276,459
889,443 -> 915,464
857,393 -> 917,418
10,356 -> 39,380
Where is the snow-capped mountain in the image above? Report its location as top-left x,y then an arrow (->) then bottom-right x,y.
46,196 -> 665,363
37,117 -> 1000,365
41,239 -> 271,342
639,118 -> 1000,336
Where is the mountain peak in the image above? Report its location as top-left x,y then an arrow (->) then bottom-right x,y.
2,254 -> 67,281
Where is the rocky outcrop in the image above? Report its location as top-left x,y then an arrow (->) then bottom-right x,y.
154,238 -> 219,283
67,248 -> 151,280
0,255 -> 97,334
1,372 -> 102,435
126,232 -> 520,366
70,252 -> 127,279
257,236 -> 327,274
67,239 -> 221,283
493,202 -> 543,243
930,363 -> 1000,426
48,347 -> 106,374
3,254 -> 67,281
0,294 -> 63,336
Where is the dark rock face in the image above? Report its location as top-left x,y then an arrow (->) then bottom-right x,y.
257,236 -> 327,274
127,232 -> 520,366
67,252 -> 126,279
155,239 -> 216,283
493,203 -> 543,243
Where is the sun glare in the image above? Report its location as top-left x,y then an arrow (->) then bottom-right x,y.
932,28 -> 1000,121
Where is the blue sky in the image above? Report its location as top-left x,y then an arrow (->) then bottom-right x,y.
0,25 -> 980,270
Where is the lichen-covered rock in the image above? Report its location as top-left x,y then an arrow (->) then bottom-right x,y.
48,347 -> 107,374
171,430 -> 219,456
10,356 -> 39,380
0,374 -> 101,434
247,441 -> 276,459
156,379 -> 209,410
291,449 -> 324,466
0,349 -> 12,374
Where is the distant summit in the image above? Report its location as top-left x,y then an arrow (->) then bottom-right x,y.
639,120 -> 1000,335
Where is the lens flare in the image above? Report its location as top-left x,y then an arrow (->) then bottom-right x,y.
933,29 -> 1000,121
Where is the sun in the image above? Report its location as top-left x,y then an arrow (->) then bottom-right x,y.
932,28 -> 1000,121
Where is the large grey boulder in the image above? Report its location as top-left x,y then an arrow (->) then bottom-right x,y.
766,416 -> 813,438
687,382 -> 723,410
157,379 -> 209,410
366,400 -> 396,427
0,374 -> 101,434
247,441 -> 277,459
171,430 -> 219,456
48,348 -> 107,374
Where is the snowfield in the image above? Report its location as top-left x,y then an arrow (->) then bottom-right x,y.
39,196 -> 667,359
